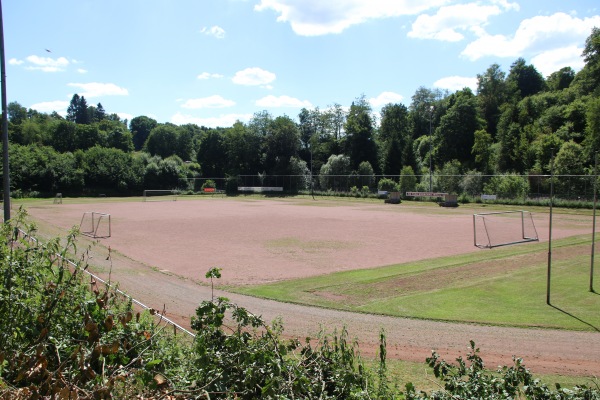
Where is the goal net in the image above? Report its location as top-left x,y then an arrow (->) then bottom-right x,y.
143,189 -> 178,202
80,212 -> 111,238
473,210 -> 539,249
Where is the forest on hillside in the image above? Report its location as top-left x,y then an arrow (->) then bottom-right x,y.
3,28 -> 600,199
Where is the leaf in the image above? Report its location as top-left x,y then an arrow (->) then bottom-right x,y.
153,373 -> 167,386
104,315 -> 114,331
145,359 -> 163,370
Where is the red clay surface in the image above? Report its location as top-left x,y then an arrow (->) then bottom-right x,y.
25,197 -> 600,378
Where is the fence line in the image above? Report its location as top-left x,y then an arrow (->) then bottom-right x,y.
17,228 -> 196,339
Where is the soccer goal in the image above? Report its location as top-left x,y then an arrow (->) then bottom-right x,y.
473,210 -> 539,249
143,189 -> 178,202
80,212 -> 111,238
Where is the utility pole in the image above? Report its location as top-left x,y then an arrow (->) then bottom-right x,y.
0,0 -> 11,221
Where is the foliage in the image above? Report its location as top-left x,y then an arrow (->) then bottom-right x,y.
0,209 -> 194,399
398,166 -> 417,196
437,160 -> 462,194
319,154 -> 352,190
484,173 -> 530,199
378,177 -> 399,192
406,341 -> 600,400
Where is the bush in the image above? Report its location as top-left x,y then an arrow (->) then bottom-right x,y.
399,166 -> 417,197
201,179 -> 216,191
378,178 -> 399,192
483,173 -> 530,199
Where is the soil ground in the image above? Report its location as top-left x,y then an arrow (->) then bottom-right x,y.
24,197 -> 600,377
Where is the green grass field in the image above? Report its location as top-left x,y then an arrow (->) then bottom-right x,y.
233,234 -> 600,331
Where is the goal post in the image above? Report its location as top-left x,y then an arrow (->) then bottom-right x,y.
80,212 -> 111,238
143,189 -> 178,202
473,210 -> 539,249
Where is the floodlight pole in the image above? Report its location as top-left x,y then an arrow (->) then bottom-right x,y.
0,0 -> 10,222
591,152 -> 597,293
310,116 -> 315,200
547,148 -> 554,305
429,105 -> 434,193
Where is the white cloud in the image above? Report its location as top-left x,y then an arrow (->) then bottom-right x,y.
116,112 -> 134,122
67,82 -> 129,98
255,0 -> 449,36
531,46 -> 585,77
433,76 -> 477,92
369,92 -> 404,108
171,112 -> 252,128
197,72 -> 224,80
255,95 -> 312,108
462,12 -> 600,61
77,68 -> 88,74
29,100 -> 70,115
200,25 -> 226,39
9,58 -> 24,65
232,67 -> 276,86
23,55 -> 70,72
181,95 -> 235,109
408,2 -> 517,42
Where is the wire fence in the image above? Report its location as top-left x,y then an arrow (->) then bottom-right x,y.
178,173 -> 599,202
17,228 -> 196,339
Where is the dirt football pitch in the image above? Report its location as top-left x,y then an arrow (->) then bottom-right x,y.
24,196 -> 600,377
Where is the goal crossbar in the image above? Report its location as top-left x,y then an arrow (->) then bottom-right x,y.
473,210 -> 539,249
80,212 -> 111,238
143,189 -> 178,202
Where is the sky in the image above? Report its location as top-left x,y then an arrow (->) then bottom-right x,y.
4,0 -> 600,128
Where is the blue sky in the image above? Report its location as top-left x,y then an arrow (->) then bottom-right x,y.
5,0 -> 600,127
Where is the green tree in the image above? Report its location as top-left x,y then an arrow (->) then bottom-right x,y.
75,123 -> 102,150
355,161 -> 375,189
99,120 -> 134,152
476,63 -> 507,137
460,170 -> 484,196
582,26 -> 600,91
197,129 -> 226,177
584,96 -> 600,158
144,124 -> 180,158
483,173 -> 530,199
48,120 -> 78,152
437,160 -> 462,194
345,95 -> 378,172
554,140 -> 587,196
66,94 -> 91,124
398,165 -> 417,196
472,129 -> 494,173
223,121 -> 262,175
506,58 -> 546,99
94,102 -> 106,122
380,103 -> 412,175
546,67 -> 575,91
319,154 -> 351,190
7,101 -> 27,124
130,115 -> 158,151
263,115 -> 300,176
436,88 -> 483,168
82,146 -> 137,192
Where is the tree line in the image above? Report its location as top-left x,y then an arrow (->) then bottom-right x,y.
4,28 -> 600,198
